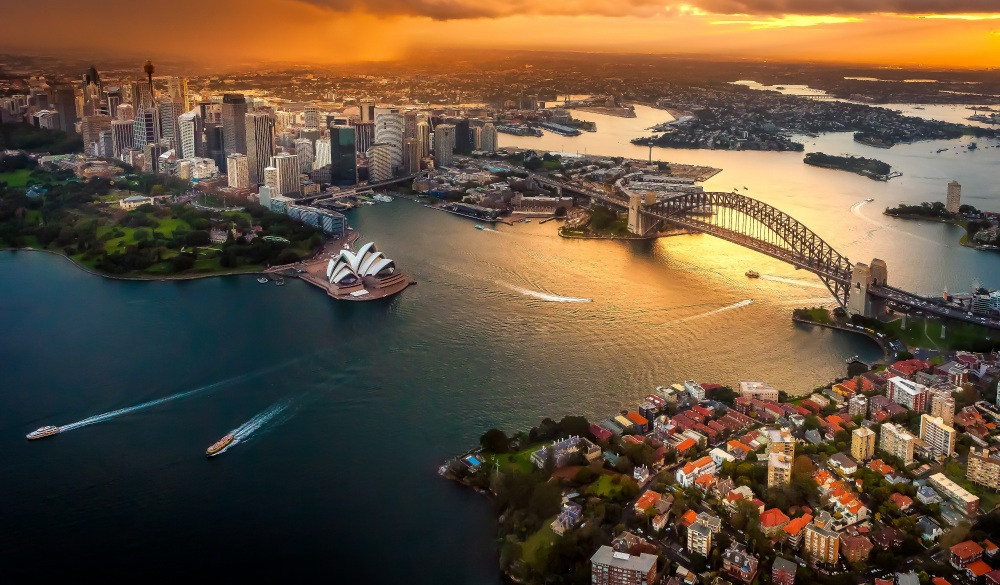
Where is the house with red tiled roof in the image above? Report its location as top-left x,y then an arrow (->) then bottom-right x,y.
727,440 -> 752,460
634,490 -> 661,513
889,358 -> 931,379
840,533 -> 873,563
951,541 -> 985,569
680,509 -> 698,527
890,492 -> 913,511
626,411 -> 650,433
932,577 -> 954,585
967,560 -> 994,582
675,437 -> 697,455
868,459 -> 895,475
590,423 -> 613,443
799,399 -> 821,414
760,508 -> 790,538
750,498 -> 765,513
984,540 -> 999,559
782,513 -> 812,550
676,455 -> 716,488
986,570 -> 1000,585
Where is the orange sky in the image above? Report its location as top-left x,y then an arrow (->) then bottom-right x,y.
2,0 -> 998,69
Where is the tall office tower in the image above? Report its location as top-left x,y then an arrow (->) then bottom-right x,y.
374,108 -> 404,175
851,427 -> 875,462
257,185 -> 274,209
200,102 -> 222,125
434,123 -> 456,168
177,110 -> 204,159
263,166 -> 278,192
946,180 -> 962,213
104,87 -> 122,119
111,119 -> 135,158
142,142 -> 164,173
359,99 -> 375,123
294,139 -> 314,172
226,153 -> 249,189
416,120 -> 431,160
313,138 -> 332,169
403,138 -> 420,174
82,65 -> 103,116
930,391 -> 956,427
453,119 -> 471,154
81,115 -> 112,155
245,112 -> 275,185
272,153 -> 300,196
157,100 -> 182,150
132,80 -> 154,109
299,127 -> 321,146
116,103 -> 135,121
132,109 -> 159,149
353,122 -> 374,153
52,85 -> 78,133
481,122 -> 498,153
34,111 -> 60,130
404,110 -> 418,141
221,94 -> 248,156
167,77 -> 190,112
97,131 -> 114,158
919,415 -> 957,457
472,126 -> 483,150
206,123 -> 225,170
303,106 -> 319,128
369,143 -> 394,183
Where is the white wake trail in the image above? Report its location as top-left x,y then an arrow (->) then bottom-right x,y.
850,200 -> 940,245
759,275 -> 827,289
502,282 -> 592,303
218,400 -> 293,454
669,299 -> 753,325
57,357 -> 306,432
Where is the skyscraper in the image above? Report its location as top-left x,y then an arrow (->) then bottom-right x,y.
245,112 -> 275,185
272,153 -> 300,197
416,120 -> 431,161
303,106 -> 319,129
168,77 -> 190,112
359,99 -> 375,123
221,94 -> 248,156
403,138 -> 420,174
369,143 -> 394,183
353,122 -> 374,154
111,119 -> 135,158
116,103 -> 135,122
263,166 -> 278,192
946,180 -> 961,213
313,138 -> 332,170
295,139 -> 314,173
374,108 -> 403,176
226,153 -> 249,189
434,124 -> 456,168
81,115 -> 112,155
104,87 -> 123,120
132,80 -> 154,110
404,110 -> 418,142
481,122 -> 498,153
52,85 -> 78,134
452,118 -> 471,154
157,100 -> 182,150
132,109 -> 159,149
178,110 -> 204,159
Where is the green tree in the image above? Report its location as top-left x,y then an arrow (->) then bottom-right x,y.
480,428 -> 510,453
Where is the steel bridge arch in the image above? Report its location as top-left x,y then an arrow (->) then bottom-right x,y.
641,192 -> 854,308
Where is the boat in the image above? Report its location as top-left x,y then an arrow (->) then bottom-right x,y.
257,276 -> 269,284
474,225 -> 485,230
274,279 -> 285,286
206,433 -> 235,457
745,270 -> 760,278
26,426 -> 60,440
866,198 -> 874,202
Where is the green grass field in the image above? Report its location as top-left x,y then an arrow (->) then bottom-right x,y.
521,519 -> 559,571
587,474 -> 626,499
0,169 -> 33,187
481,443 -> 545,475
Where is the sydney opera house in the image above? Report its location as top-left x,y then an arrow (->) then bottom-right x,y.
323,242 -> 411,300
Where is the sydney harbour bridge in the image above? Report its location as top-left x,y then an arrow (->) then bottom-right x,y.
528,174 -> 998,330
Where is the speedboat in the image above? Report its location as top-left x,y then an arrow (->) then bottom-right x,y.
26,426 -> 60,440
866,198 -> 875,202
745,270 -> 760,279
257,276 -> 269,284
474,225 -> 485,230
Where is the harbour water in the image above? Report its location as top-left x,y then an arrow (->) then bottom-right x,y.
3,98 -> 1000,579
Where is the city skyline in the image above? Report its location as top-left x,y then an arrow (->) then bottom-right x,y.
1,1 -> 999,69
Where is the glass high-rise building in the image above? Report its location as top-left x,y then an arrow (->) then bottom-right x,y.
329,125 -> 356,186
221,94 -> 248,156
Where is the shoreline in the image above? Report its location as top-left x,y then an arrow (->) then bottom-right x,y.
791,316 -> 893,359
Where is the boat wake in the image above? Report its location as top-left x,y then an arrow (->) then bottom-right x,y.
670,299 -> 753,325
502,282 -> 592,303
759,275 -> 826,289
850,200 -> 941,245
218,399 -> 293,454
58,357 -> 306,433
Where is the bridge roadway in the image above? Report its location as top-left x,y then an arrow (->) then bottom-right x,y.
294,174 -> 419,205
532,173 -> 1000,329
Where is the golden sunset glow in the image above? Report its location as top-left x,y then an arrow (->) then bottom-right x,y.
0,0 -> 998,68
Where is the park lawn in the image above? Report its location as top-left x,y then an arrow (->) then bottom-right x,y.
878,316 -> 997,351
588,474 -> 626,499
521,518 -> 559,572
482,443 -> 546,475
0,169 -> 33,187
154,217 -> 190,237
803,308 -> 833,324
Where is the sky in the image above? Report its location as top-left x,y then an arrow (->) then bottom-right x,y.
2,0 -> 999,69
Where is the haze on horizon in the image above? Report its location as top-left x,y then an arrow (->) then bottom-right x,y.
1,0 -> 998,69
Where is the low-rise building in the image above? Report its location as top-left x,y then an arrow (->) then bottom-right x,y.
590,546 -> 658,585
840,533 -> 874,563
950,540 -> 985,570
676,456 -> 716,488
772,557 -> 797,585
968,448 -> 1000,490
760,508 -> 790,538
930,473 -> 980,516
739,381 -> 780,402
530,436 -> 601,469
722,543 -> 758,584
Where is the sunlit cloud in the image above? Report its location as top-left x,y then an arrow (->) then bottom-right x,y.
710,15 -> 862,28
902,13 -> 1000,20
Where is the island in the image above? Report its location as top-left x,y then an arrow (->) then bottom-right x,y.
803,152 -> 900,181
